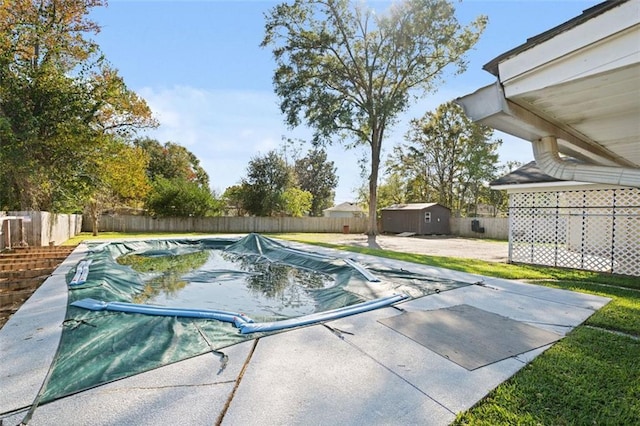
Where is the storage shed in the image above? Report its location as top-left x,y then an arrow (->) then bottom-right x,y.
381,203 -> 450,235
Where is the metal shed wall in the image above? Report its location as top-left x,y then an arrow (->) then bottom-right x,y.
381,204 -> 451,235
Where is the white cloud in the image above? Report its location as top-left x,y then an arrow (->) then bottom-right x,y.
136,86 -> 354,197
135,85 -> 535,205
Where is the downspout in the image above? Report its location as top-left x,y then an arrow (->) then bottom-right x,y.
533,136 -> 640,188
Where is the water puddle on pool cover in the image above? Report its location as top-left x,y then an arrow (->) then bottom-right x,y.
126,250 -> 337,321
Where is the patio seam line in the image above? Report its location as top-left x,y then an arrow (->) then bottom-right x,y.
584,325 -> 640,341
215,338 -> 259,426
105,380 -> 238,392
470,284 -> 605,311
321,322 -> 457,416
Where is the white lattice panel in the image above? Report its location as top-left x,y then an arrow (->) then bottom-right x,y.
509,188 -> 640,276
611,188 -> 640,276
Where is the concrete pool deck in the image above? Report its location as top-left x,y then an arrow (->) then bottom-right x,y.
0,238 -> 610,425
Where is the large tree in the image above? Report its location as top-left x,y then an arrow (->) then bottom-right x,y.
294,148 -> 338,216
241,150 -> 293,216
134,138 -> 210,189
87,138 -> 151,235
262,0 -> 486,235
133,137 -> 220,217
0,0 -> 156,211
390,101 -> 501,214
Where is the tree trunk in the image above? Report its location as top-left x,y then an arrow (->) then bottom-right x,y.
367,129 -> 383,237
89,200 -> 99,236
92,215 -> 98,237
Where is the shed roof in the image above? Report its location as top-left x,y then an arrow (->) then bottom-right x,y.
381,203 -> 449,211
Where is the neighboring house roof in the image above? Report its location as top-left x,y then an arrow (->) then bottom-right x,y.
381,203 -> 450,211
323,202 -> 363,212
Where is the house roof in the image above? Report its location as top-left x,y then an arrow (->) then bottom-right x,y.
490,160 -> 593,186
489,160 -> 618,191
490,161 -> 560,186
483,1 -> 622,76
381,203 -> 449,211
323,202 -> 363,212
455,0 -> 640,187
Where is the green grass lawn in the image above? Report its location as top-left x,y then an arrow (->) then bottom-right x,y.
63,231 -> 640,423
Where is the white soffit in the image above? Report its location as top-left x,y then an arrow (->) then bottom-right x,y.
492,1 -> 640,169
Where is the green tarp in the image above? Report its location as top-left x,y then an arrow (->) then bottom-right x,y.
39,234 -> 468,403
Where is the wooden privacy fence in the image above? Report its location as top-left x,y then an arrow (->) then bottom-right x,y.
0,212 -> 507,246
89,214 -> 509,239
0,211 -> 83,248
87,215 -> 369,234
449,217 -> 509,240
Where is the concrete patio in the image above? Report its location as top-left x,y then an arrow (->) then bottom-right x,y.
0,239 -> 609,425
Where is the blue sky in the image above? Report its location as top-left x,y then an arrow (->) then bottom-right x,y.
90,0 -> 599,203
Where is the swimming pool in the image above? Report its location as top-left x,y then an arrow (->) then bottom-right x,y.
41,234 -> 468,403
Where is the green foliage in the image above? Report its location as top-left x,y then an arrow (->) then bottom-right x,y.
145,177 -> 222,217
99,142 -> 151,203
241,150 -> 293,216
132,138 -> 222,218
376,172 -> 407,210
389,101 -> 501,214
294,148 -> 338,216
282,187 -> 313,217
0,60 -> 103,210
134,138 -> 210,188
226,146 -> 336,217
0,0 -> 157,212
262,0 -> 486,233
222,184 -> 248,216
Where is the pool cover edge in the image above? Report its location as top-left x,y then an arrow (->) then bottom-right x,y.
70,293 -> 410,334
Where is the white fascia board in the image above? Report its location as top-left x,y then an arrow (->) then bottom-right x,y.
493,181 -> 631,194
498,1 -> 639,93
491,181 -> 595,192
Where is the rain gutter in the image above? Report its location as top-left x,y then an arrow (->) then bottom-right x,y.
533,137 -> 640,187
454,83 -> 640,188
